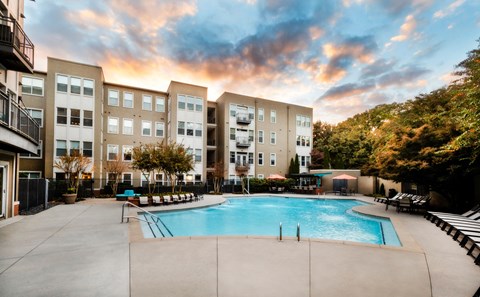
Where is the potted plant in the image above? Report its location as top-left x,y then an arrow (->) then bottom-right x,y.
53,152 -> 91,204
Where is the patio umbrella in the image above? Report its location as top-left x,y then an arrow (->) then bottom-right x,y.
332,174 -> 357,180
267,174 -> 286,180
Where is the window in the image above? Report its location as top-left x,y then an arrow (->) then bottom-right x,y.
178,121 -> 185,135
195,97 -> 203,112
57,75 -> 68,92
70,77 -> 81,94
107,144 -> 118,160
19,172 -> 41,179
21,76 -> 44,96
83,110 -> 93,127
155,173 -> 164,185
83,141 -> 92,157
297,135 -> 301,146
83,79 -> 94,96
270,132 -> 276,145
270,153 -> 276,166
195,174 -> 202,184
301,156 -> 306,167
258,152 -> 264,166
123,173 -> 132,185
155,122 -> 164,137
187,96 -> 194,111
155,96 -> 165,112
186,122 -> 194,136
271,110 -> 276,123
248,107 -> 255,120
230,128 -> 236,140
258,108 -> 264,121
142,95 -> 152,110
57,107 -> 67,125
230,104 -> 236,117
296,115 -> 302,127
306,136 -> 310,147
142,121 -> 152,136
248,153 -> 254,164
257,174 -> 264,179
306,116 -> 311,127
108,89 -> 119,106
178,95 -> 186,110
248,130 -> 254,142
230,152 -> 235,163
27,109 -> 43,127
123,92 -> 133,108
123,118 -> 133,135
70,141 -> 80,155
56,140 -> 67,157
70,109 -> 80,126
258,130 -> 264,144
20,140 -> 42,158
123,145 -> 133,161
195,123 -> 202,137
195,149 -> 201,162
108,117 -> 119,134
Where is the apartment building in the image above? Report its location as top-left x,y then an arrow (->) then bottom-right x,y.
19,57 -> 313,191
0,0 -> 38,218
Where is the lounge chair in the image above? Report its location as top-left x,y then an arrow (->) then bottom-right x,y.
194,193 -> 203,200
152,196 -> 161,205
163,195 -> 172,205
396,196 -> 412,213
184,193 -> 191,202
425,204 -> 480,221
139,196 -> 149,206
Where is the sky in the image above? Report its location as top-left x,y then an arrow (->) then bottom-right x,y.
24,0 -> 480,124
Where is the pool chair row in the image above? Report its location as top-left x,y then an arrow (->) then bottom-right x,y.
425,204 -> 480,265
138,193 -> 203,207
375,193 -> 431,213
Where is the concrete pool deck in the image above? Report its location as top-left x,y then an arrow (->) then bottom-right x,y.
0,194 -> 479,296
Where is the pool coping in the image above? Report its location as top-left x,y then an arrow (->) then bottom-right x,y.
127,193 -> 424,254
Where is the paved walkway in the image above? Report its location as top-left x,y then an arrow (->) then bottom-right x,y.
0,195 -> 479,296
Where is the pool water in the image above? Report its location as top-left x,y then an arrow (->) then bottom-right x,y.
140,197 -> 401,246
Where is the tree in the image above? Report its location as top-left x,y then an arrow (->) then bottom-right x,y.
157,141 -> 194,193
105,154 -> 129,197
212,161 -> 225,194
53,152 -> 91,194
131,143 -> 157,195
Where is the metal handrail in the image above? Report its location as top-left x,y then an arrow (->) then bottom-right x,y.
121,201 -> 173,237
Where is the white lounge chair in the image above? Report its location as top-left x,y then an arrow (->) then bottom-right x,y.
139,196 -> 149,206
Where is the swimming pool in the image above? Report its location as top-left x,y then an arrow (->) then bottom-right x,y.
140,197 -> 401,246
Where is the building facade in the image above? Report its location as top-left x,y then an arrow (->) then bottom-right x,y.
19,58 -> 313,192
0,0 -> 38,218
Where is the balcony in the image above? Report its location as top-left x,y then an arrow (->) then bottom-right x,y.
0,92 -> 40,153
236,112 -> 251,125
0,16 -> 34,73
235,161 -> 250,173
236,136 -> 251,148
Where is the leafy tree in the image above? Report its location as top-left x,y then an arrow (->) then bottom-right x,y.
212,161 -> 225,194
158,141 -> 194,193
131,143 -> 157,194
105,154 -> 129,197
53,152 -> 91,194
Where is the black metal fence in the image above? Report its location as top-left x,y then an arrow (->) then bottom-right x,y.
18,178 -> 48,212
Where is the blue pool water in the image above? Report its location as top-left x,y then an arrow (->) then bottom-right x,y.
140,197 -> 401,246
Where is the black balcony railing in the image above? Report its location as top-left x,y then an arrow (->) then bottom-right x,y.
0,16 -> 34,72
0,92 -> 40,144
236,112 -> 251,124
235,161 -> 250,173
207,139 -> 216,146
236,136 -> 250,148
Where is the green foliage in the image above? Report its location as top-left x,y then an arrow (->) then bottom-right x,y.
313,40 -> 480,208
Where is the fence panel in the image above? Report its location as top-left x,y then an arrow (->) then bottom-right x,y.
18,178 -> 47,212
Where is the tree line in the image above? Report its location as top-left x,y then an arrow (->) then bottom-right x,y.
311,40 -> 480,210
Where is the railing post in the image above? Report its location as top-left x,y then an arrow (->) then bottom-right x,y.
279,222 -> 282,241
297,223 -> 300,242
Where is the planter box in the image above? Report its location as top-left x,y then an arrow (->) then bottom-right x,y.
63,194 -> 77,204
128,198 -> 139,206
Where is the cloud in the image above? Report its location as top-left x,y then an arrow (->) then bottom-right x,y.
377,65 -> 429,87
315,36 -> 378,83
433,0 -> 465,19
391,14 -> 417,42
318,80 -> 376,101
361,58 -> 396,78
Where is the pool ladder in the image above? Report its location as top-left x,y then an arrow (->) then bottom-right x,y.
121,201 -> 173,238
279,222 -> 301,242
